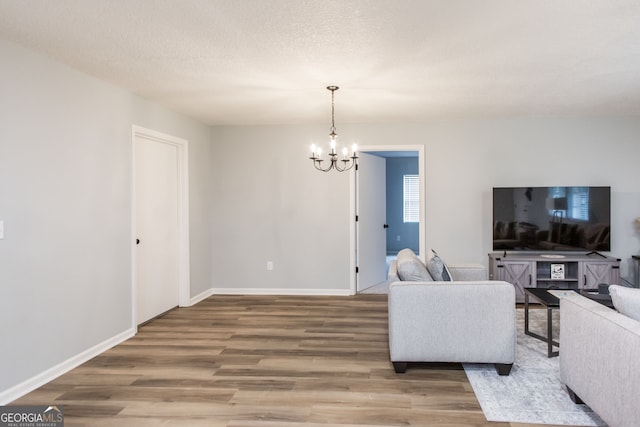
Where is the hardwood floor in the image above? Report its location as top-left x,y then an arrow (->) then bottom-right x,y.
12,294 -> 577,426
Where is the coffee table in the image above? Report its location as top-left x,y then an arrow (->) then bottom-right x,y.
579,289 -> 615,308
523,287 -> 561,358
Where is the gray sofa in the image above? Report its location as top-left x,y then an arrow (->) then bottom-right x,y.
560,292 -> 640,427
387,250 -> 516,375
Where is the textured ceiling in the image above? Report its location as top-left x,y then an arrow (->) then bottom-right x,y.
1,0 -> 640,125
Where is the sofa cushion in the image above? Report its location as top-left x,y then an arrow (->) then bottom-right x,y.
610,285 -> 640,322
396,248 -> 432,281
426,249 -> 452,281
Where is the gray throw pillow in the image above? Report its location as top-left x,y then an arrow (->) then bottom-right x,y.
426,249 -> 452,281
610,285 -> 640,322
396,248 -> 433,281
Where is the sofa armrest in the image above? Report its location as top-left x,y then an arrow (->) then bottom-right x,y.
560,294 -> 640,427
387,259 -> 399,281
388,281 -> 515,364
448,264 -> 487,281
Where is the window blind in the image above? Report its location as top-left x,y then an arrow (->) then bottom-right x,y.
403,175 -> 419,223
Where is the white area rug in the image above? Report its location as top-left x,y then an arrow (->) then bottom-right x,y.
463,308 -> 607,426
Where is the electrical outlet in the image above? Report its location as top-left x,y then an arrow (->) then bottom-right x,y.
396,235 -> 401,241
267,261 -> 274,271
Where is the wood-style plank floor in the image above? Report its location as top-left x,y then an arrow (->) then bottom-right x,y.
12,294 -> 577,426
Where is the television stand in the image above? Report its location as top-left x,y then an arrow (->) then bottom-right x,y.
585,251 -> 607,258
488,252 -> 620,303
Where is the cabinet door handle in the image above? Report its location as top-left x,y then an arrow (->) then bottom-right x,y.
584,275 -> 587,286
529,274 -> 532,285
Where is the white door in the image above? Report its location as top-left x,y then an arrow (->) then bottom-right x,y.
357,152 -> 388,292
134,135 -> 180,324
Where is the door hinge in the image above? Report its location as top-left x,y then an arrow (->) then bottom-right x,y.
355,215 -> 359,222
356,266 -> 359,273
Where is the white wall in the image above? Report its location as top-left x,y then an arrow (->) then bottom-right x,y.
210,119 -> 640,293
210,125 -> 353,294
0,38 -> 212,400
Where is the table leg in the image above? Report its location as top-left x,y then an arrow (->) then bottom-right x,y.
545,306 -> 559,357
524,292 -> 530,334
547,306 -> 553,358
524,291 -> 559,358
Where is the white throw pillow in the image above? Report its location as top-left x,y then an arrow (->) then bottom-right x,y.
426,249 -> 452,281
610,285 -> 640,322
396,248 -> 433,281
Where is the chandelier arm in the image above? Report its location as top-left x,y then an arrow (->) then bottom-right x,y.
337,159 -> 356,172
334,159 -> 347,172
312,158 -> 334,172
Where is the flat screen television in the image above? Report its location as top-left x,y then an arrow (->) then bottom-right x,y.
493,186 -> 611,252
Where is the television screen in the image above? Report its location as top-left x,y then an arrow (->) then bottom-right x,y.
493,186 -> 611,252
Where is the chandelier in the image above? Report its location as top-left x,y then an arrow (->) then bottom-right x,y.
309,86 -> 358,172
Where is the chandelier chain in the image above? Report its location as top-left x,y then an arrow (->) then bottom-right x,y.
329,85 -> 337,136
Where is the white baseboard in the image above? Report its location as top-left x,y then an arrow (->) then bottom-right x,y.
0,327 -> 135,405
212,288 -> 353,296
188,288 -> 216,306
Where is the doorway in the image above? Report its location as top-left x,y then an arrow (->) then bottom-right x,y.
351,145 -> 425,294
132,126 -> 190,326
